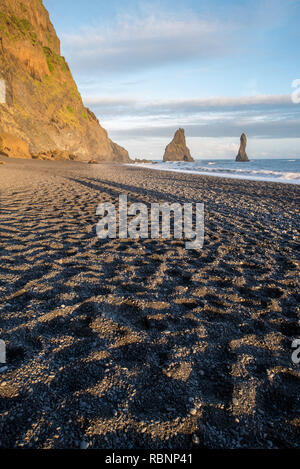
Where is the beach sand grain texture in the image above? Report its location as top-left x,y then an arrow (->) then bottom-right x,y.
0,157 -> 299,449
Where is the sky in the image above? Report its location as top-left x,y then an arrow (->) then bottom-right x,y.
44,0 -> 300,159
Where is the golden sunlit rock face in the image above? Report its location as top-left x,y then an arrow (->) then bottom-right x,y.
0,0 -> 130,161
163,129 -> 194,162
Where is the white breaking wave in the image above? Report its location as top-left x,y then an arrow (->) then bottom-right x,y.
132,159 -> 300,185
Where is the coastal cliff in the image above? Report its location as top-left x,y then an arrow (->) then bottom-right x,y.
0,0 -> 130,161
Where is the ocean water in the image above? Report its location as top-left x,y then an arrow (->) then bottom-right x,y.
134,159 -> 300,185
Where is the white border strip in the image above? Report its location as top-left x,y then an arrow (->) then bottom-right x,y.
0,79 -> 6,104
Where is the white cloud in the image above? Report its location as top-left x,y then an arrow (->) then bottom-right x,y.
61,11 -> 236,75
108,119 -> 300,139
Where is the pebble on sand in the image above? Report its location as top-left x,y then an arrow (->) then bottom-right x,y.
80,440 -> 89,450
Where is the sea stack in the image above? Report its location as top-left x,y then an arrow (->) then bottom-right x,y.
0,0 -> 130,162
163,129 -> 194,162
236,133 -> 249,162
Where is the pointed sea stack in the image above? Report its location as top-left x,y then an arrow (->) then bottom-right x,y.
163,129 -> 194,162
236,133 -> 249,162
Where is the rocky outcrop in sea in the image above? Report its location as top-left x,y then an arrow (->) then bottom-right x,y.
163,128 -> 194,162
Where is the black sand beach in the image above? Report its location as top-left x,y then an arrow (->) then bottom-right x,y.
0,157 -> 299,449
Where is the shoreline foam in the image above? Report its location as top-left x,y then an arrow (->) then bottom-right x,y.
131,159 -> 300,185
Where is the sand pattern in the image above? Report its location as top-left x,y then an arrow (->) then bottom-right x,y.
0,158 -> 299,448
